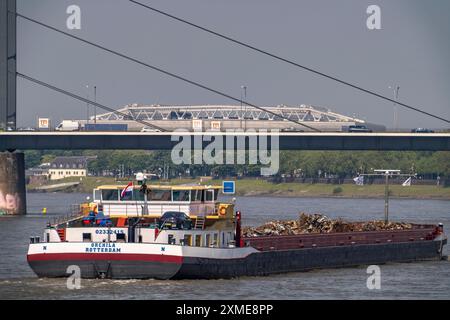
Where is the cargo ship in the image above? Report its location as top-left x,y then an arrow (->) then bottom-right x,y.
27,179 -> 447,279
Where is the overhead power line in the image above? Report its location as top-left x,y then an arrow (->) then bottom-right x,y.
17,72 -> 167,132
16,12 -> 320,132
128,0 -> 450,125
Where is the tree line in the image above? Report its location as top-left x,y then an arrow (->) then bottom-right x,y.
24,150 -> 450,182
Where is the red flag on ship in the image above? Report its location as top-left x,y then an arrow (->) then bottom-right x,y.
120,182 -> 133,198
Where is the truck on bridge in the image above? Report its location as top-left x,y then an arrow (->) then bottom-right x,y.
55,120 -> 80,132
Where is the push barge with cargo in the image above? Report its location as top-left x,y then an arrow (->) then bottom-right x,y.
27,179 -> 447,279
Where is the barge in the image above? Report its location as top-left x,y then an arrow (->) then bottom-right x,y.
27,180 -> 447,279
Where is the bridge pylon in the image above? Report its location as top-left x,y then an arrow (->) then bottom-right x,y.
1,1 -> 24,215
1,0 -> 16,130
0,152 -> 26,215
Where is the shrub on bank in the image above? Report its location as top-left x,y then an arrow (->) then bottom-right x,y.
333,186 -> 343,194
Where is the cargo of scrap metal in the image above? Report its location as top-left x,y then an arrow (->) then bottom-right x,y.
243,213 -> 415,236
242,213 -> 442,252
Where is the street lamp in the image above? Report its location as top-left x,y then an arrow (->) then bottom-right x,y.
388,85 -> 400,131
94,86 -> 97,124
359,169 -> 415,223
240,85 -> 247,130
85,85 -> 98,127
85,85 -> 90,126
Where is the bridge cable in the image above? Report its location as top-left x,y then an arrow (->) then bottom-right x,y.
16,12 -> 320,132
16,72 -> 167,132
128,0 -> 450,125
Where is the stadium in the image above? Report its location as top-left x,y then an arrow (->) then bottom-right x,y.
89,104 -> 386,132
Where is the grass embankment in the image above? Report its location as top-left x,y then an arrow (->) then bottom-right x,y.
232,179 -> 450,199
27,177 -> 450,200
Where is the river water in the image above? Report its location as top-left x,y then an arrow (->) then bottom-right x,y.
0,193 -> 449,300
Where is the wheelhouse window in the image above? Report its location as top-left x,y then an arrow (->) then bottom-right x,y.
149,189 -> 171,201
101,189 -> 119,201
117,189 -> 143,202
120,190 -> 133,201
172,190 -> 190,202
191,190 -> 198,202
94,189 -> 101,201
132,191 -> 145,201
205,189 -> 216,202
196,190 -> 202,201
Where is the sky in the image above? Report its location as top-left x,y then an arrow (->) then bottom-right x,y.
16,0 -> 450,129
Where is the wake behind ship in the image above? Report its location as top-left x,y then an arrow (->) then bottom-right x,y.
27,178 -> 447,280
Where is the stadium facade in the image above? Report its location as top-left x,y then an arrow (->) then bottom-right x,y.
89,104 -> 386,132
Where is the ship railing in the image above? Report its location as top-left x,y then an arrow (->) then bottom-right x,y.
51,208 -> 85,226
68,204 -> 81,216
101,203 -> 198,217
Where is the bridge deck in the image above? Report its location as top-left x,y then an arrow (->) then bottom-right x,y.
0,132 -> 449,151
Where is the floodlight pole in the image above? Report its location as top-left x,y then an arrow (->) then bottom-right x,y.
140,180 -> 149,216
384,173 -> 389,223
359,170 -> 415,223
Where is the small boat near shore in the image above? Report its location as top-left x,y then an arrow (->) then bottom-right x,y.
27,178 -> 447,280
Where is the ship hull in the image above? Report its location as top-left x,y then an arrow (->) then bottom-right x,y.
176,239 -> 445,279
28,239 -> 446,280
27,243 -> 186,280
28,254 -> 182,280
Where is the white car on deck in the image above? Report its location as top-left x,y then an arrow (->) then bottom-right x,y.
141,126 -> 161,132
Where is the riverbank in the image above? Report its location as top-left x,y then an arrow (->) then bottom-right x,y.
26,177 -> 450,200
234,180 -> 450,200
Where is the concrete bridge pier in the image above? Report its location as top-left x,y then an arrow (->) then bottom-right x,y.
0,152 -> 26,215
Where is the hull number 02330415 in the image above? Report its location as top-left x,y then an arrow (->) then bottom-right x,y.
95,229 -> 125,235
